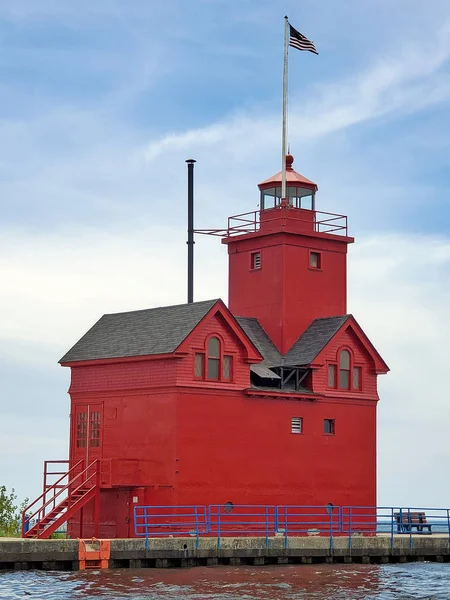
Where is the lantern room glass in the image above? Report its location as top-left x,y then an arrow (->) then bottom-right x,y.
260,186 -> 315,210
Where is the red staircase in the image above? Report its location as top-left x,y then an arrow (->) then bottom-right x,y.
22,459 -> 100,539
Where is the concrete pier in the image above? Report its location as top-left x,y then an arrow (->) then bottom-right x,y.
1,535 -> 450,571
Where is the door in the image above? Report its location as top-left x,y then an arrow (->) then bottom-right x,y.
73,403 -> 103,466
114,489 -> 135,538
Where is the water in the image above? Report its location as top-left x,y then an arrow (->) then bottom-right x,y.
1,564 -> 450,599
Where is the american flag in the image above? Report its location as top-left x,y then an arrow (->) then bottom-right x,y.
289,24 -> 318,55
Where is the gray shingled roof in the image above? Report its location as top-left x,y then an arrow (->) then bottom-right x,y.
284,315 -> 350,366
236,317 -> 282,367
60,299 -> 219,363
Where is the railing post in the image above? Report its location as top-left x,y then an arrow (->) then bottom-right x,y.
217,508 -> 221,550
265,505 -> 269,549
407,508 -> 413,549
284,507 -> 288,550
195,506 -> 199,550
93,461 -> 100,538
390,507 -> 394,550
329,506 -> 333,552
348,507 -> 353,550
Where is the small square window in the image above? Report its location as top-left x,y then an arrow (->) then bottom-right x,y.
291,417 -> 303,434
324,419 -> 335,435
251,252 -> 261,270
310,251 -> 321,269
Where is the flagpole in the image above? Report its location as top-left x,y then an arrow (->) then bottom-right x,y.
281,15 -> 289,201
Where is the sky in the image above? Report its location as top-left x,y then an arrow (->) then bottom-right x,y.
1,0 -> 450,509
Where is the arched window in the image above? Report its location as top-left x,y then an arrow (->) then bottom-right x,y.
339,349 -> 351,389
194,336 -> 234,382
327,348 -> 362,391
207,336 -> 220,380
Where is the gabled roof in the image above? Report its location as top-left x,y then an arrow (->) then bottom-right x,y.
236,317 -> 282,367
284,316 -> 350,366
284,314 -> 389,374
60,299 -> 220,363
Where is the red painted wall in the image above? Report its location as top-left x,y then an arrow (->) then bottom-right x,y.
173,388 -> 377,509
67,359 -> 179,539
226,206 -> 352,353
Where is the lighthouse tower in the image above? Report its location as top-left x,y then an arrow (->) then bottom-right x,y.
225,154 -> 353,354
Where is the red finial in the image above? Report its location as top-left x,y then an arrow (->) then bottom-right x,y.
286,154 -> 294,170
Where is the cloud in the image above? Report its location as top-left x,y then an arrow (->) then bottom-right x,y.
146,18 -> 450,165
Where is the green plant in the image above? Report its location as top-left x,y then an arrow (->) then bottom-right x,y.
0,486 -> 28,537
49,532 -> 66,539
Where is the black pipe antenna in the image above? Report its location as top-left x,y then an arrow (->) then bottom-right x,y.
186,159 -> 196,303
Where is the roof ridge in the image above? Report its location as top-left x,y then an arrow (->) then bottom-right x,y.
235,316 -> 259,322
310,314 -> 351,322
102,298 -> 220,318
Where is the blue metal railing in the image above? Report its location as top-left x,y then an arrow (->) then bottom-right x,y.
134,505 -> 207,549
277,505 -> 341,549
134,504 -> 450,548
209,505 -> 276,549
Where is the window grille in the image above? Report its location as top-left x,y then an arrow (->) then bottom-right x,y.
353,366 -> 361,390
90,412 -> 101,448
76,412 -> 87,448
223,355 -> 232,380
251,252 -> 261,270
291,417 -> 303,434
194,353 -> 204,378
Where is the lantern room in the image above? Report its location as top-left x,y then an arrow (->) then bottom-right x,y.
258,154 -> 318,209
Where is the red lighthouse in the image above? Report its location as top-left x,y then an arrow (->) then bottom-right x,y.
23,156 -> 389,539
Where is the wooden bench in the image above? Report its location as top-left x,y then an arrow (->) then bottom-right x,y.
394,511 -> 432,533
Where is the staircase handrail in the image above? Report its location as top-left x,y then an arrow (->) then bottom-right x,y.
22,459 -> 83,517
22,459 -> 99,536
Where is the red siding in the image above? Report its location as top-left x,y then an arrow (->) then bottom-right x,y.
177,311 -> 251,389
70,391 -> 176,480
226,210 -> 352,353
69,358 -> 179,393
313,325 -> 379,399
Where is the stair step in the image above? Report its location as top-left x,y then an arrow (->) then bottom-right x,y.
24,479 -> 99,540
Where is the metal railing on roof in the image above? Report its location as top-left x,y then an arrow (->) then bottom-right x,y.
194,209 -> 348,238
